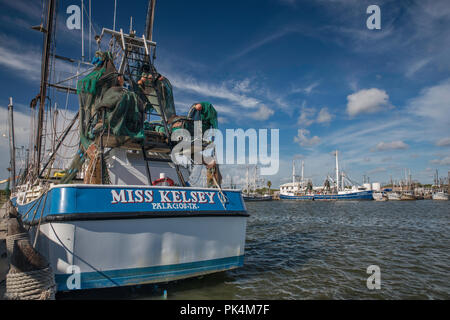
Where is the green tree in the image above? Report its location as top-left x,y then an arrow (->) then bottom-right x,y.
267,181 -> 272,194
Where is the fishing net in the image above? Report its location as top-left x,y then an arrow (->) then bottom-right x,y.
60,51 -> 219,184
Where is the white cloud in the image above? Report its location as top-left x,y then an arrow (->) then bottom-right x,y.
373,141 -> 409,152
409,78 -> 450,126
293,129 -> 321,147
316,107 -> 333,124
248,105 -> 275,121
346,88 -> 392,117
169,74 -> 260,109
297,106 -> 316,126
430,156 -> 450,166
298,105 -> 333,126
405,58 -> 432,78
0,42 -> 41,81
435,137 -> 450,147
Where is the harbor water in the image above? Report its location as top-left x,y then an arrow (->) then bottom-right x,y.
59,200 -> 449,300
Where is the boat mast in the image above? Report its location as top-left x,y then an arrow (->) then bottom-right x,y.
246,166 -> 249,195
35,0 -> 56,176
8,98 -> 16,192
292,160 -> 295,185
335,150 -> 339,192
301,160 -> 304,185
145,0 -> 157,41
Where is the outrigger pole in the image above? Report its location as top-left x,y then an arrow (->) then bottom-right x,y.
35,0 -> 56,177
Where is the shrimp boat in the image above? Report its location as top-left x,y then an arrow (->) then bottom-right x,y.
313,151 -> 373,201
8,0 -> 248,291
279,160 -> 314,200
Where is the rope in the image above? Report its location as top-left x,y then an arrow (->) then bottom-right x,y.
5,266 -> 56,300
6,232 -> 29,256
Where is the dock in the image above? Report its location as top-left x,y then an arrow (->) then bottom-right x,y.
0,203 -> 7,299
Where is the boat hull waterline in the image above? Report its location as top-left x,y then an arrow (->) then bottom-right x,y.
13,184 -> 248,291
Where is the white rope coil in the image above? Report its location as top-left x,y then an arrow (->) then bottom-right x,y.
5,266 -> 56,300
6,233 -> 30,256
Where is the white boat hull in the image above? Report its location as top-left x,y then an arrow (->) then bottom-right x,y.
13,184 -> 248,291
32,216 -> 246,291
432,192 -> 449,201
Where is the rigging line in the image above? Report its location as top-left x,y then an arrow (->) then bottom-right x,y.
51,66 -> 95,86
32,189 -> 50,248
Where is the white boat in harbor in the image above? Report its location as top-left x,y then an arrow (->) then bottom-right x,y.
280,152 -> 374,201
7,0 -> 248,292
279,160 -> 314,200
432,170 -> 448,200
372,191 -> 388,201
432,191 -> 449,201
387,192 -> 401,201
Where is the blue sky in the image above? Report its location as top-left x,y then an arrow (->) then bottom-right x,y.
0,0 -> 449,188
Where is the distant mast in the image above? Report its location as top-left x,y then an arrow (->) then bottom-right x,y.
301,160 -> 304,184
292,160 -> 295,185
335,150 -> 339,192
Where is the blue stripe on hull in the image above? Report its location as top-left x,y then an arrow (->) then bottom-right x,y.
55,255 -> 244,291
12,185 -> 246,223
314,191 -> 373,200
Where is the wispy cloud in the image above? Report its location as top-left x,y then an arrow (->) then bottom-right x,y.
292,81 -> 320,95
297,105 -> 333,126
372,141 -> 409,152
169,74 -> 260,109
293,128 -> 321,147
408,78 -> 450,126
435,137 -> 450,147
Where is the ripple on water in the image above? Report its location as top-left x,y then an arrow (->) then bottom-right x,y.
58,200 -> 450,300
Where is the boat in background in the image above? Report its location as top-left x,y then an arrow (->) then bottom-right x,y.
387,191 -> 401,201
400,191 -> 416,201
243,166 -> 273,201
373,191 -> 388,201
279,160 -> 314,200
432,170 -> 449,200
313,151 -> 373,201
243,194 -> 273,201
432,191 -> 449,201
